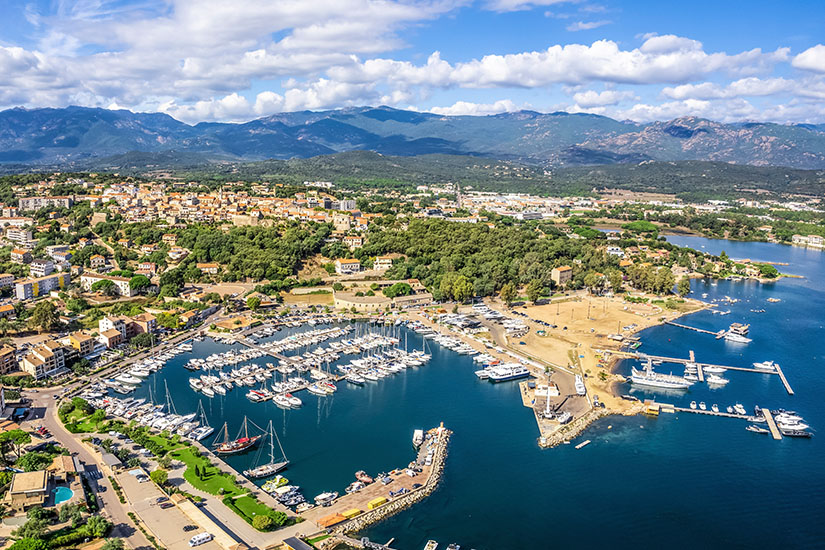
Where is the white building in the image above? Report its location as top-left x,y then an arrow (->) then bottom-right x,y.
29,259 -> 55,278
335,258 -> 361,274
80,273 -> 135,297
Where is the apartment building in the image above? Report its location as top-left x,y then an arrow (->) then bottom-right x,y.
21,341 -> 67,379
15,273 -> 70,300
18,196 -> 74,211
79,273 -> 135,297
29,259 -> 55,278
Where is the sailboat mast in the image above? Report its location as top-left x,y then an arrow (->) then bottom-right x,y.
164,380 -> 177,415
268,420 -> 275,463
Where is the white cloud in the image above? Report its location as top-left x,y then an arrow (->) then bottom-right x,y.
639,34 -> 702,54
614,98 -> 761,123
485,0 -> 575,12
428,99 -> 522,115
792,44 -> 825,73
662,76 -> 825,101
0,2 -> 823,124
566,20 -> 611,32
331,38 -> 787,90
572,89 -> 637,107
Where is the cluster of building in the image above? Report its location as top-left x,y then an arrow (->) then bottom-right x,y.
332,278 -> 434,312
791,234 -> 825,248
0,310 -> 160,381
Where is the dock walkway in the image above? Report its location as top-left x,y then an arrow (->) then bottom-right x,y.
665,320 -> 724,337
634,352 -> 794,395
673,406 -> 745,419
762,408 -> 783,440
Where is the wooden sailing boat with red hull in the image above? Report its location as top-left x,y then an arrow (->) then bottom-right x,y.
213,417 -> 261,455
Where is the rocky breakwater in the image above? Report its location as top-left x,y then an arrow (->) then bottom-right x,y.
539,401 -> 646,448
539,408 -> 611,448
334,427 -> 453,536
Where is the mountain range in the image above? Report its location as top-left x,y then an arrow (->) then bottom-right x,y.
2,105 -> 825,169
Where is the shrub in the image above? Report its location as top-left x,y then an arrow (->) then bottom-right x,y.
252,515 -> 274,531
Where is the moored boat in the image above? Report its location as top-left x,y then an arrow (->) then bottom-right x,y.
355,470 -> 374,484
413,429 -> 424,448
213,418 -> 261,455
314,491 -> 338,506
631,363 -> 693,390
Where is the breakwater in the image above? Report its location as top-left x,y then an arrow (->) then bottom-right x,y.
539,408 -> 618,448
331,428 -> 452,536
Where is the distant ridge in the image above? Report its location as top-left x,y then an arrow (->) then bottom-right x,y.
1,105 -> 825,169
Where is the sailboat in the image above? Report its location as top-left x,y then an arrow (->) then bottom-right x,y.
213,417 -> 262,455
189,401 -> 214,441
243,420 -> 289,478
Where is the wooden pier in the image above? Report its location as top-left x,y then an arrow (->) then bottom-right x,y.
664,320 -> 725,337
762,408 -> 783,440
673,406 -> 744,419
774,363 -> 794,395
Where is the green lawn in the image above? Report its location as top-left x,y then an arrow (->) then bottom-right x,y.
146,433 -> 185,453
64,410 -> 103,433
232,495 -> 273,519
170,447 -> 243,497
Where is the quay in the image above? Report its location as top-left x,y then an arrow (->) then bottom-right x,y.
300,424 -> 452,537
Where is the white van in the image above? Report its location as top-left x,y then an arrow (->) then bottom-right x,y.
189,533 -> 213,547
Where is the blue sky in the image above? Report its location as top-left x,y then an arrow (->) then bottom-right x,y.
1,0 -> 824,123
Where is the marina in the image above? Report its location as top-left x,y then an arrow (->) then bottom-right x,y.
68,236 -> 823,549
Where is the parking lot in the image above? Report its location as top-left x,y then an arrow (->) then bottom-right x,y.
118,469 -> 222,550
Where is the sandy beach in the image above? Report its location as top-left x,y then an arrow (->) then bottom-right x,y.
482,293 -> 708,416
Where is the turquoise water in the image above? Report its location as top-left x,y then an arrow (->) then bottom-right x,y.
131,237 -> 825,549
53,486 -> 74,505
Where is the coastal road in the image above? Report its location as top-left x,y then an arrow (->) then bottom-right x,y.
22,387 -> 154,550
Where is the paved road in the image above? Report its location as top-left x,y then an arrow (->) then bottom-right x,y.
22,387 -> 154,550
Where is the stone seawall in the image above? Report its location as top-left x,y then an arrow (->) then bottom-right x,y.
331,429 -> 452,537
539,409 -> 639,448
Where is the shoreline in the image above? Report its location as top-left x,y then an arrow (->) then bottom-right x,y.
536,298 -> 713,447
414,293 -> 709,448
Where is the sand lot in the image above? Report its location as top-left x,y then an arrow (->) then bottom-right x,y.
484,294 -> 706,412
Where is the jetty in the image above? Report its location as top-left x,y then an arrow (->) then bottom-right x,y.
774,363 -> 794,395
664,320 -> 725,337
660,403 -> 788,442
762,408 -> 783,440
631,352 -> 795,395
673,406 -> 743,419
301,425 -> 452,536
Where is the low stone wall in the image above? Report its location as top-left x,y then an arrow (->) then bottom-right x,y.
538,408 -> 611,448
331,430 -> 452,537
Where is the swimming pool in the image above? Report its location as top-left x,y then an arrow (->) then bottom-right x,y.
53,486 -> 74,505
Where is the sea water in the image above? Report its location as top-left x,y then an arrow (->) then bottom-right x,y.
133,237 -> 825,549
